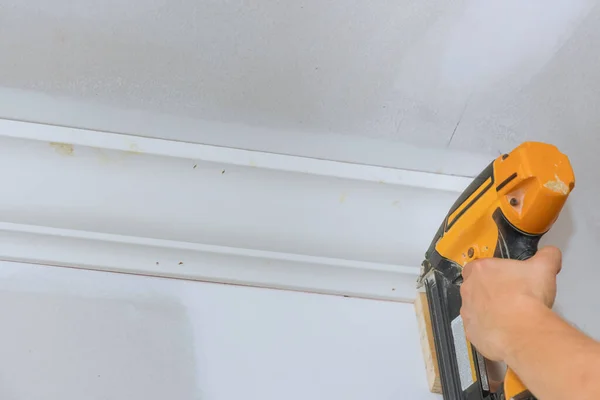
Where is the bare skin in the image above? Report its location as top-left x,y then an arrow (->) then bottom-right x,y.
461,247 -> 600,400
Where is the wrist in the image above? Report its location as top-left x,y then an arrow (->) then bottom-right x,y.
500,296 -> 551,364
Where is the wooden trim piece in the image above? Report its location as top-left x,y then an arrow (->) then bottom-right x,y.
415,291 -> 442,393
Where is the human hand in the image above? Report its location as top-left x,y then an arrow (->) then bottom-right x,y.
460,247 -> 562,361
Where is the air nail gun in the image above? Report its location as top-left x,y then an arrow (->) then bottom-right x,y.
416,142 -> 575,400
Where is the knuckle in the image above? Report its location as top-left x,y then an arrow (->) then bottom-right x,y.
461,264 -> 472,276
470,260 -> 485,272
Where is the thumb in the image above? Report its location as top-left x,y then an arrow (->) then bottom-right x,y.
529,246 -> 562,275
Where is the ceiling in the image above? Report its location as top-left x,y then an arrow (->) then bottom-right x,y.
1,0 -> 598,155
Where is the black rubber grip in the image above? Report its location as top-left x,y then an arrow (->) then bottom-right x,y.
492,208 -> 542,262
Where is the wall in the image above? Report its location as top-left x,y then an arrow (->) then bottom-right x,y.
0,261 -> 438,400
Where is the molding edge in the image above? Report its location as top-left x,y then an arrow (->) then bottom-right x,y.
0,222 -> 419,302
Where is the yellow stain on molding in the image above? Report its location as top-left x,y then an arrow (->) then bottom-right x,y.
127,143 -> 143,154
49,142 -> 74,156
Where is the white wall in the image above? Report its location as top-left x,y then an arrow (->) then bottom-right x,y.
0,261 -> 438,400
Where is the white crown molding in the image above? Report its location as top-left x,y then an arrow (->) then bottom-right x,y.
0,119 -> 472,191
0,119 -> 473,302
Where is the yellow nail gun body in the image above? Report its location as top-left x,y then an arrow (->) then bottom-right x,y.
416,142 -> 575,400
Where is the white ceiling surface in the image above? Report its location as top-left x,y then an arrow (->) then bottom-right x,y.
0,0 -> 597,152
2,1 -> 600,334
1,0 -> 470,145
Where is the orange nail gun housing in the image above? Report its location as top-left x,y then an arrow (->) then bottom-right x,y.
417,142 -> 575,400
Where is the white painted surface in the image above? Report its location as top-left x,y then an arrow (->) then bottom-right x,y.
0,0 -> 474,145
0,260 -> 439,400
0,131 -> 451,267
0,0 -> 597,154
0,222 -> 419,302
0,87 -> 492,179
0,119 -> 473,191
0,124 -> 471,301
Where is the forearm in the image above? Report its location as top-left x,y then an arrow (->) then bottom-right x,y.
504,300 -> 600,400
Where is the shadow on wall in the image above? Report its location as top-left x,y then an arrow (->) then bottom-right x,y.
0,290 -> 199,400
539,203 -> 575,323
540,202 -> 575,255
